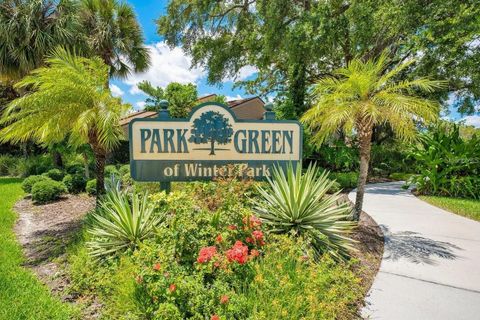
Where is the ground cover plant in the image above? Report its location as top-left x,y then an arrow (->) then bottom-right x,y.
0,178 -> 75,319
409,123 -> 480,199
419,196 -> 480,222
67,171 -> 364,319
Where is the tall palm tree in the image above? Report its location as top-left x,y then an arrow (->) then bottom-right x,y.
0,0 -> 80,81
0,48 -> 127,196
302,53 -> 445,219
79,0 -> 149,81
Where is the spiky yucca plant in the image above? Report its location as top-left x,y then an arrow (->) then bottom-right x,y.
87,189 -> 164,258
254,163 -> 356,261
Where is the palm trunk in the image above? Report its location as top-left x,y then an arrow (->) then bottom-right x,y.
93,147 -> 106,198
82,152 -> 90,180
88,130 -> 106,204
354,122 -> 373,220
52,151 -> 63,168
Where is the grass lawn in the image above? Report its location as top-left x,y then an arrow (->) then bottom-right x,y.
419,195 -> 480,222
0,177 -> 75,320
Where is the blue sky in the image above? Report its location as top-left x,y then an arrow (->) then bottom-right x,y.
111,0 -> 255,111
113,1 -> 480,127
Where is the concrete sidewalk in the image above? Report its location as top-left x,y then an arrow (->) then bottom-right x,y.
349,182 -> 480,320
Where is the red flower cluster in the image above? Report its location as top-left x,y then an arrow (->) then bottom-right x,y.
169,283 -> 176,292
211,315 -> 220,320
220,295 -> 229,304
243,215 -> 262,229
197,246 -> 218,264
226,241 -> 249,264
153,263 -> 161,271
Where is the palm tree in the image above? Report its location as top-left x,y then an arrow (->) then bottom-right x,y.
0,0 -> 80,81
79,0 -> 149,81
302,53 -> 445,220
0,49 -> 127,196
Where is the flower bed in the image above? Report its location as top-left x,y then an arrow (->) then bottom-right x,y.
67,178 -> 365,319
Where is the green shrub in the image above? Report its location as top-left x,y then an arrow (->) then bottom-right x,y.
86,179 -> 97,196
327,180 -> 342,194
31,180 -> 67,204
389,172 -> 414,181
105,165 -> 119,178
62,174 -> 86,194
118,164 -> 130,176
255,164 -> 356,261
0,155 -> 18,176
22,175 -> 50,193
87,189 -> 165,258
409,123 -> 480,199
328,171 -> 358,189
44,168 -> 65,181
66,163 -> 85,175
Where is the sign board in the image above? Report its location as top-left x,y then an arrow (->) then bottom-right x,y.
129,102 -> 302,181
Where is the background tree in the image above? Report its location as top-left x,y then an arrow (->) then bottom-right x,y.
0,49 -> 127,196
79,0 -> 149,81
138,81 -> 227,118
158,0 -> 479,117
189,111 -> 233,155
301,53 -> 445,219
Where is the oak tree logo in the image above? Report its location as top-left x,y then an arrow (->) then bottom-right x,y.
189,111 -> 234,155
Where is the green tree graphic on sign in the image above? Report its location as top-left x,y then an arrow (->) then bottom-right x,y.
189,111 -> 234,155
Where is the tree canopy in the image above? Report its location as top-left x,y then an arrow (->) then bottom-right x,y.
158,0 -> 479,117
137,81 -> 227,118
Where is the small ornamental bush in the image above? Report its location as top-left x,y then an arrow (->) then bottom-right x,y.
31,179 -> 67,204
255,164 -> 356,261
105,165 -> 119,178
118,164 -> 130,176
22,175 -> 50,193
62,174 -> 87,194
44,168 -> 65,181
66,163 -> 85,175
86,179 -> 97,196
0,155 -> 17,176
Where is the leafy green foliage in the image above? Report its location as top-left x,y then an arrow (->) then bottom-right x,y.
104,165 -> 119,178
44,168 -> 65,181
0,0 -> 80,80
87,189 -> 164,258
62,174 -> 86,194
86,179 -> 97,196
157,1 -> 478,115
31,179 -> 67,204
328,172 -> 359,190
69,184 -> 362,319
389,173 -> 415,182
0,154 -> 17,176
313,141 -> 359,172
0,49 -> 128,195
0,178 -> 76,319
409,123 -> 480,199
21,175 -> 50,193
254,164 -> 356,261
78,0 -> 149,78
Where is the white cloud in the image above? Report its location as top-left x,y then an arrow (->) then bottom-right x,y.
124,42 -> 205,95
461,115 -> 480,128
110,84 -> 124,97
226,94 -> 242,101
223,65 -> 258,82
135,101 -> 146,110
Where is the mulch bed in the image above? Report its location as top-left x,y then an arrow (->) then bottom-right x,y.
14,194 -> 95,299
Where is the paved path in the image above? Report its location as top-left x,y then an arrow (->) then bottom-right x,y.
349,182 -> 480,320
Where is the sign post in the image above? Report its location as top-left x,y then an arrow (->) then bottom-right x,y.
129,101 -> 302,184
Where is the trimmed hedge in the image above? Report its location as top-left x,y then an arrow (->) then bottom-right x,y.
63,174 -> 87,194
86,179 -> 97,196
31,180 -> 67,204
44,168 -> 65,181
22,175 -> 50,193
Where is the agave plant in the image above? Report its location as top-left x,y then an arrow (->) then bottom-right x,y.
87,188 -> 164,258
254,163 -> 356,261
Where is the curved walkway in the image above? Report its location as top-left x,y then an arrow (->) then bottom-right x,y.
349,182 -> 480,320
